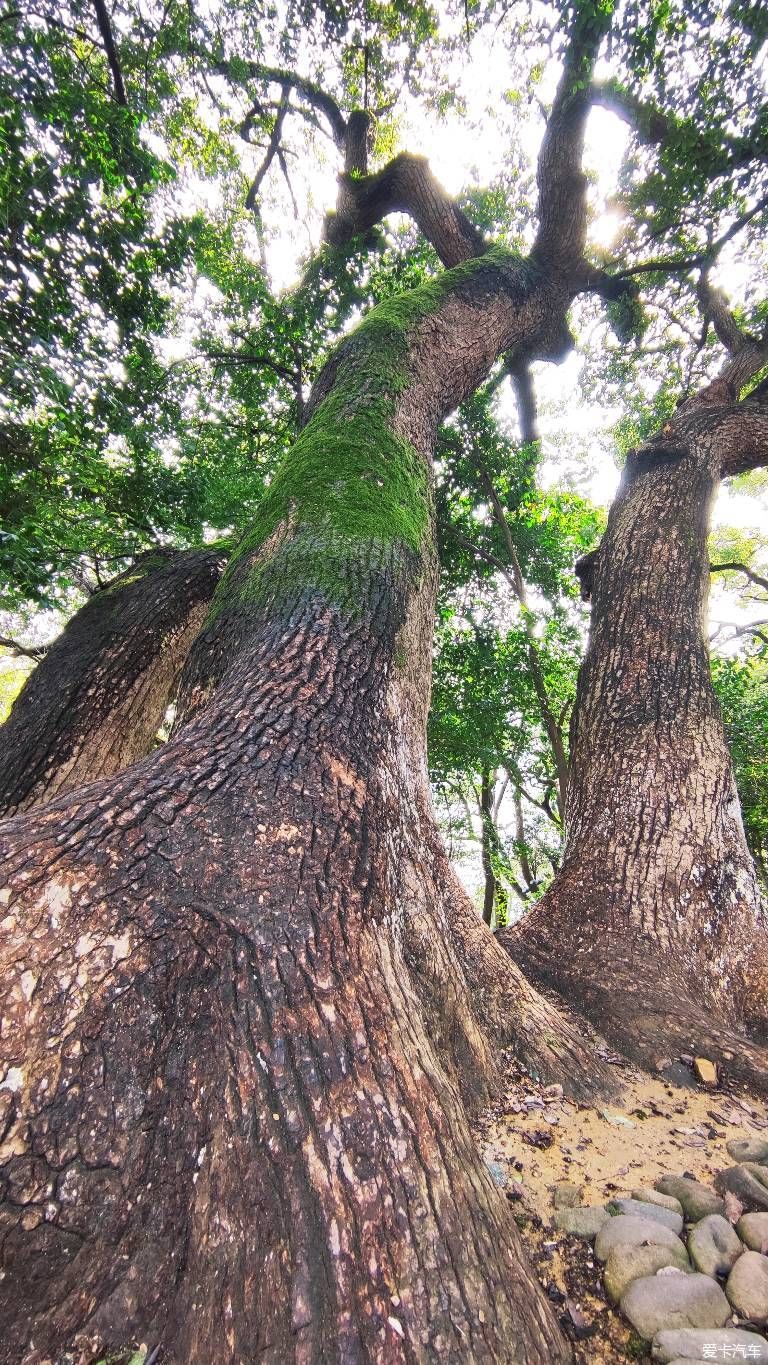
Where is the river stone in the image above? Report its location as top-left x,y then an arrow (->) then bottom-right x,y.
604,1242 -> 691,1304
596,1214 -> 686,1262
718,1165 -> 768,1212
728,1137 -> 768,1166
738,1213 -> 768,1252
687,1214 -> 743,1278
608,1198 -> 684,1235
620,1272 -> 731,1339
656,1176 -> 726,1221
633,1187 -> 685,1217
652,1327 -> 768,1362
725,1250 -> 768,1324
552,1181 -> 583,1209
555,1205 -> 610,1238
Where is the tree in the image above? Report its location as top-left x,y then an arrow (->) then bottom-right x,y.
506,284 -> 768,1078
2,0 -> 767,1359
0,548 -> 225,816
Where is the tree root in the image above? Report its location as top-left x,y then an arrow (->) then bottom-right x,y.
421,836 -> 621,1103
503,915 -> 768,1097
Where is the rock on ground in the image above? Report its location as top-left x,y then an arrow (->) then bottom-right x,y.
718,1165 -> 768,1212
687,1213 -> 743,1278
620,1272 -> 731,1340
655,1176 -> 726,1220
552,1181 -> 583,1209
633,1187 -> 685,1216
725,1249 -> 768,1324
607,1198 -> 684,1235
651,1326 -> 768,1363
727,1138 -> 768,1165
596,1214 -> 687,1263
604,1242 -> 691,1304
738,1213 -> 768,1253
554,1205 -> 610,1238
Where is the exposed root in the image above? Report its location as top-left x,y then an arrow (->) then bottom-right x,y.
428,846 -> 621,1103
503,916 -> 768,1097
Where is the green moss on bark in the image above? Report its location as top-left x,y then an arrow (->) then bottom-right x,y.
210,246 -> 523,616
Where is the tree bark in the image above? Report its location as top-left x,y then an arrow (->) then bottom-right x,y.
0,548 -> 225,818
0,253 -> 596,1364
504,396 -> 768,1085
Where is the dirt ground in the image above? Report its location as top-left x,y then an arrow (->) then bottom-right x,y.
474,1050 -> 768,1362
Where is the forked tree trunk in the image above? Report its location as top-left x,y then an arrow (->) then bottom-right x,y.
0,548 -> 225,817
505,408 -> 768,1084
0,256 -> 602,1364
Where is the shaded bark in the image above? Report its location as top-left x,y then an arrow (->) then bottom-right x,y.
0,548 -> 225,817
505,381 -> 768,1085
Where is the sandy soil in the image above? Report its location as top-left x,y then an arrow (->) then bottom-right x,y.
474,1052 -> 768,1362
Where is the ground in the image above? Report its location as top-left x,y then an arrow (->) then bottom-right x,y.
474,1038 -> 768,1363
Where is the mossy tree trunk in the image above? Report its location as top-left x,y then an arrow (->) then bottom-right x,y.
0,548 -> 225,817
0,11 -> 635,1354
505,369 -> 768,1086
0,251 -> 609,1364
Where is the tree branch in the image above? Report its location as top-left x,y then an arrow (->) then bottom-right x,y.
0,636 -> 46,662
325,151 -> 487,267
532,5 -> 614,268
590,80 -> 768,170
509,362 -> 540,445
245,88 -> 290,212
710,562 -> 768,593
213,59 -> 348,147
90,0 -> 127,105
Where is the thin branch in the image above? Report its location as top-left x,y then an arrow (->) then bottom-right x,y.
90,0 -> 127,106
710,561 -> 768,594
0,636 -> 46,662
212,58 -> 348,147
245,88 -> 290,213
609,195 -> 768,283
200,349 -> 297,384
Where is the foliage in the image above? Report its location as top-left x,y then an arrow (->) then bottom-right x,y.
712,653 -> 768,887
2,0 -> 767,907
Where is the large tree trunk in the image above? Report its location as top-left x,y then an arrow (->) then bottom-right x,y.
505,408 -> 768,1084
0,548 -> 225,817
0,255 -> 596,1364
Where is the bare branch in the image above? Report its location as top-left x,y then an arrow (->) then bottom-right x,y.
710,561 -> 768,594
507,361 -> 539,445
90,0 -> 127,105
212,59 -> 347,148
0,636 -> 45,662
245,88 -> 290,212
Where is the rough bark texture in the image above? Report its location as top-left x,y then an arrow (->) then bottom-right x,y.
505,397 -> 768,1085
0,253 -> 595,1364
0,8 -> 626,1347
0,548 -> 225,817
